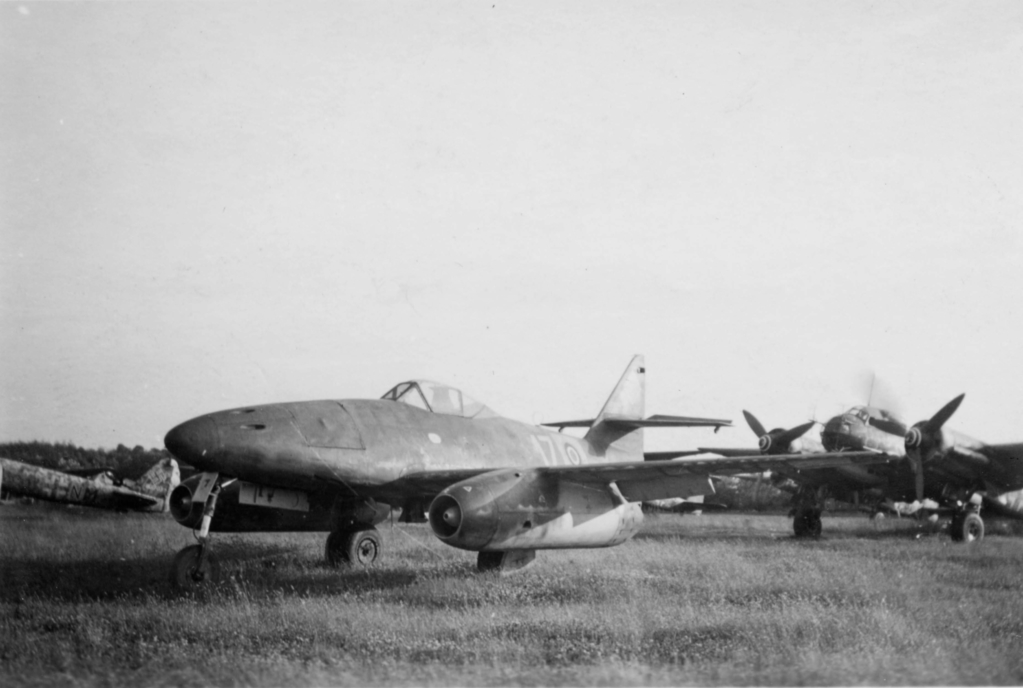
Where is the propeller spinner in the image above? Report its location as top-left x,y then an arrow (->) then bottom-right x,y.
904,393 -> 965,500
744,411 -> 815,455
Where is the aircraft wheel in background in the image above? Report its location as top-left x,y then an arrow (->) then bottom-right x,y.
951,512 -> 984,543
792,507 -> 822,539
807,513 -> 823,538
171,544 -> 220,589
476,549 -> 535,574
325,528 -> 382,567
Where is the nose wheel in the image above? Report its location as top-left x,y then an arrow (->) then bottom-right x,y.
171,544 -> 221,589
170,474 -> 224,590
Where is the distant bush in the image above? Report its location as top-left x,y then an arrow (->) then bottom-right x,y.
0,441 -> 170,480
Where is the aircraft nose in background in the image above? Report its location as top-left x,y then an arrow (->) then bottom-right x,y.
164,416 -> 218,466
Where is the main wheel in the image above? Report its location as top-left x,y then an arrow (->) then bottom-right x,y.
325,528 -> 382,567
807,513 -> 823,538
951,512 -> 984,542
171,544 -> 220,590
793,508 -> 821,539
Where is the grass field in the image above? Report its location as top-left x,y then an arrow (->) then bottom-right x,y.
2,505 -> 1022,687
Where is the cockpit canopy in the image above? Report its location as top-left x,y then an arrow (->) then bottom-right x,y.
847,406 -> 907,433
380,380 -> 499,419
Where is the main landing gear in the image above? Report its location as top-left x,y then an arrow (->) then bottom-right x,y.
325,527 -> 382,567
791,487 -> 824,539
477,549 -> 536,574
949,494 -> 985,542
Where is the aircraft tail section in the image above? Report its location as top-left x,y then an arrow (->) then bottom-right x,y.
584,355 -> 646,460
125,458 -> 181,512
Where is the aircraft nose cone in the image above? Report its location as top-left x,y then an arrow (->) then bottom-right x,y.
164,416 -> 218,467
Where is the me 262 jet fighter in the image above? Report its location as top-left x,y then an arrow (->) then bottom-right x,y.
163,356 -> 735,586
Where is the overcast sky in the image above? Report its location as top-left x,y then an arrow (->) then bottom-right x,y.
2,1 -> 1021,452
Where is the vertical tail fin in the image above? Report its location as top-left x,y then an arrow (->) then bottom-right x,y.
584,355 -> 646,459
125,458 -> 181,512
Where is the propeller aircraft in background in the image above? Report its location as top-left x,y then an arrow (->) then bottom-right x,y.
698,406 -> 907,537
700,396 -> 1023,542
902,394 -> 1023,541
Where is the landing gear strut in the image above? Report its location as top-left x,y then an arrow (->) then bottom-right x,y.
325,527 -> 382,567
171,476 -> 225,589
791,487 -> 824,539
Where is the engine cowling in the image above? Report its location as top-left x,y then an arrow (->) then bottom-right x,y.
428,468 -> 643,551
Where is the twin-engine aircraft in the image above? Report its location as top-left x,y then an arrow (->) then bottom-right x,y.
162,356 -> 889,587
698,406 -> 907,537
902,394 -> 1023,540
700,397 -> 1023,541
0,457 -> 179,513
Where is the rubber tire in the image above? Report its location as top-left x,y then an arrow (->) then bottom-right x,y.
806,513 -> 823,538
951,512 -> 984,543
478,551 -> 505,573
792,514 -> 807,538
793,508 -> 821,539
325,528 -> 382,567
171,544 -> 220,590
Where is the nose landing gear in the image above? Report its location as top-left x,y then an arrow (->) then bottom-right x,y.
171,475 -> 226,589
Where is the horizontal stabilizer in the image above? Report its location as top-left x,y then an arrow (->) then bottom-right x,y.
544,414 -> 731,431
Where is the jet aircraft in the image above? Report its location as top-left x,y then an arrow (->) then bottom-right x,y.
162,356 -> 891,588
0,456 -> 180,512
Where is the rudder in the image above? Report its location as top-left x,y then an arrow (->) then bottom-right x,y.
584,355 -> 646,459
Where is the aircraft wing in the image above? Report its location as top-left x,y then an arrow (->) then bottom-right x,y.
670,450 -> 897,476
644,450 -> 703,461
369,450 -> 895,506
696,447 -> 761,457
542,414 -> 731,430
989,443 -> 1023,460
373,468 -> 495,502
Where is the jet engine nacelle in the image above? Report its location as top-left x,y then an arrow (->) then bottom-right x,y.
170,474 -> 338,532
428,468 -> 643,551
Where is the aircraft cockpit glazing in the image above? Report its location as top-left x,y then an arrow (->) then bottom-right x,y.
846,406 -> 907,433
381,380 -> 499,419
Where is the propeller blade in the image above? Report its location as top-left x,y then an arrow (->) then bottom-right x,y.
927,393 -> 965,431
772,420 -> 816,450
868,416 -> 906,436
742,410 -> 767,438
